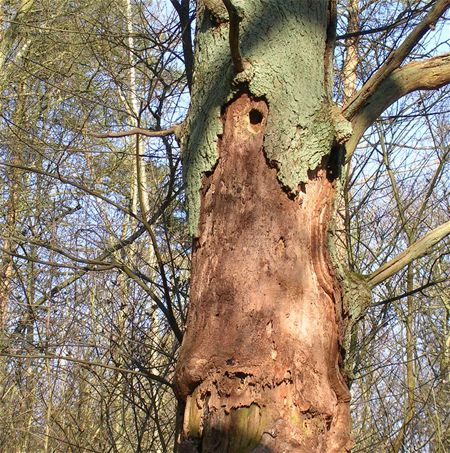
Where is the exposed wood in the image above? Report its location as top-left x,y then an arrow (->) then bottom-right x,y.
175,93 -> 351,452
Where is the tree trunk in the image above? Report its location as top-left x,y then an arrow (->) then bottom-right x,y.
175,1 -> 352,451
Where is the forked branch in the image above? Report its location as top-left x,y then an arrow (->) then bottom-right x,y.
345,54 -> 450,158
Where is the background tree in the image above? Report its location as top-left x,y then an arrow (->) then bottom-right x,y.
0,0 -> 189,450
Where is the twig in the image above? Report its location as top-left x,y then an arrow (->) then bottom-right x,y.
89,124 -> 181,139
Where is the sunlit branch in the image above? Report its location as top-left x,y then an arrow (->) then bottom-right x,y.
367,220 -> 450,287
90,124 -> 181,139
345,54 -> 450,159
371,278 -> 447,307
343,0 -> 450,120
0,353 -> 173,388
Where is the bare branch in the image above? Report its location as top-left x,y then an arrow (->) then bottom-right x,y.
345,54 -> 450,158
222,0 -> 244,73
89,124 -> 181,139
10,188 -> 180,325
1,162 -> 137,219
118,262 -> 183,343
343,0 -> 450,120
171,0 -> 194,90
0,353 -> 173,388
371,278 -> 447,307
367,220 -> 450,288
336,2 -> 430,40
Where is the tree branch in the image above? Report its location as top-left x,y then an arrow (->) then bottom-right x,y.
89,124 -> 181,139
178,0 -> 194,90
118,262 -> 183,343
0,352 -> 173,388
10,188 -> 179,333
371,278 -> 447,307
367,220 -> 450,288
336,2 -> 430,40
1,162 -> 137,219
345,54 -> 450,158
343,0 -> 450,121
222,0 -> 244,73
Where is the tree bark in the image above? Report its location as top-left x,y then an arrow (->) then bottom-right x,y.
175,1 -> 352,451
175,92 -> 351,452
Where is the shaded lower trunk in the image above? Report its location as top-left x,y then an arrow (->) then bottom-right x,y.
175,93 -> 351,452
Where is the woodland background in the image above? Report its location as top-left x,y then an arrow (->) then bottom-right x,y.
0,0 -> 448,451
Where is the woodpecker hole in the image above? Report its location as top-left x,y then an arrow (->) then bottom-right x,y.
248,108 -> 264,133
249,108 -> 263,125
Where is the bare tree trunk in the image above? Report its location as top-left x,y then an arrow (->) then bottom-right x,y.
390,264 -> 416,453
0,84 -> 25,333
342,0 -> 359,103
0,176 -> 17,332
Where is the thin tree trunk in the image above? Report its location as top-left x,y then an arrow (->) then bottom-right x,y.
390,264 -> 416,453
338,0 -> 360,376
0,80 -> 26,333
342,0 -> 359,103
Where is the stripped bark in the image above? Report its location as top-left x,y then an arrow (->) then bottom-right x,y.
175,93 -> 351,452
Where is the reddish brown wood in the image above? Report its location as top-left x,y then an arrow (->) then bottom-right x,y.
175,93 -> 351,452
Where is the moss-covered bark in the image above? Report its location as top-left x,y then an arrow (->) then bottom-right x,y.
183,0 -> 351,236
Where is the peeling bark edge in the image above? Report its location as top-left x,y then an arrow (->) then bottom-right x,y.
183,0 -> 343,237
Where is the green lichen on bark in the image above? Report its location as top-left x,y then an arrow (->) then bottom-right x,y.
184,0 -> 343,235
183,5 -> 231,236
242,0 -> 333,191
